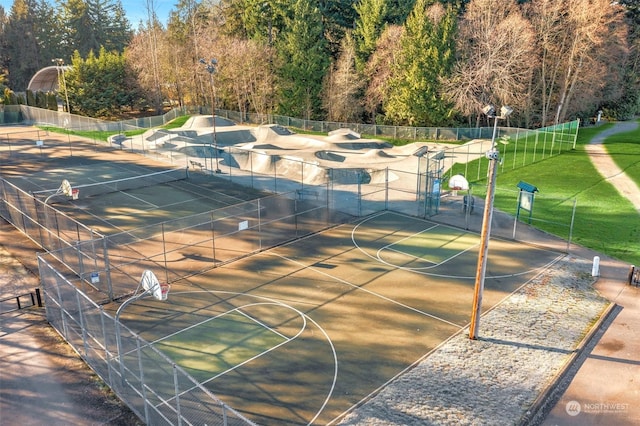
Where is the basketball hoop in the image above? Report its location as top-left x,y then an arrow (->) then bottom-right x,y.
45,179 -> 73,205
71,188 -> 79,200
140,270 -> 170,301
61,179 -> 73,197
160,283 -> 170,301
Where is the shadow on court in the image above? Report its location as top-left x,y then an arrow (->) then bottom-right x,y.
121,211 -> 563,425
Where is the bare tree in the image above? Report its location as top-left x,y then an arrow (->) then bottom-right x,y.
218,36 -> 276,117
525,0 -> 628,125
442,0 -> 536,125
145,0 -> 163,113
363,24 -> 403,123
323,33 -> 364,123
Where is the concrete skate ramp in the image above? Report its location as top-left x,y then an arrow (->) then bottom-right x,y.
241,143 -> 289,151
370,168 -> 399,184
255,124 -> 295,137
252,126 -> 327,150
184,115 -> 236,128
326,128 -> 361,142
214,128 -> 256,146
362,149 -> 396,159
315,151 -> 346,162
333,141 -> 392,150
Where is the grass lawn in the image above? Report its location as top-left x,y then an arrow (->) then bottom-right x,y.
481,122 -> 640,265
37,115 -> 639,265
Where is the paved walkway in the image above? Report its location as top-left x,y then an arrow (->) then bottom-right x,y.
0,223 -> 140,425
584,121 -> 640,212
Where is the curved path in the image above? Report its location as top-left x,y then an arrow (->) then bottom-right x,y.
585,121 -> 640,212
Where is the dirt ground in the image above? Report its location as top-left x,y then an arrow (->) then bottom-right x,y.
0,227 -> 142,425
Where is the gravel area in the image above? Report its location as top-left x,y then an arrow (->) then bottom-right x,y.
339,256 -> 610,426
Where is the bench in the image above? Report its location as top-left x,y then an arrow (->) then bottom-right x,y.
296,188 -> 320,200
190,160 -> 204,170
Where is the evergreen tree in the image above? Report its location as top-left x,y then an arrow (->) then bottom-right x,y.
275,0 -> 329,120
4,0 -> 41,91
219,0 -> 287,43
65,47 -> 140,116
353,0 -> 388,72
59,0 -> 131,57
604,0 -> 640,118
318,0 -> 357,55
384,0 -> 457,125
385,0 -> 417,24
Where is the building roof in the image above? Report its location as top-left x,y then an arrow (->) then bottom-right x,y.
27,65 -> 71,92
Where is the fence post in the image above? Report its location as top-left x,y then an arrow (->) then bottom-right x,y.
136,338 -> 151,424
358,171 -> 362,216
173,364 -> 183,425
77,291 -> 89,356
385,167 -> 389,210
35,288 -> 42,306
103,237 -> 114,302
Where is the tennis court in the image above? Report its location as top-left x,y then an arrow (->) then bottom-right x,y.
116,210 -> 562,425
20,162 -> 259,234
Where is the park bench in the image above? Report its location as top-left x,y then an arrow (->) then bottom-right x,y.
190,160 -> 204,170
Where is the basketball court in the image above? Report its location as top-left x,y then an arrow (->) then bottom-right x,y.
115,210 -> 562,425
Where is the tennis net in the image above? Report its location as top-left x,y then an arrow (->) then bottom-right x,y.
33,167 -> 189,201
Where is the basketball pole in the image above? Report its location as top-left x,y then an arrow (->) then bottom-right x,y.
469,105 -> 512,340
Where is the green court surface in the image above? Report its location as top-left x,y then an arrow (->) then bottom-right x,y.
118,210 -> 563,425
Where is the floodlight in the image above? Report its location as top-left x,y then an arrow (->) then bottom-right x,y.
500,105 -> 513,118
199,58 -> 206,64
482,105 -> 495,116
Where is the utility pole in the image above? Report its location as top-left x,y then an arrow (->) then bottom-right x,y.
469,105 -> 512,340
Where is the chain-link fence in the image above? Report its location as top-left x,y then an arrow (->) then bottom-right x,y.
38,257 -> 257,426
435,184 -> 577,252
0,177 -> 102,252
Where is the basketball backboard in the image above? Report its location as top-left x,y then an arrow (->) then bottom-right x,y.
140,270 -> 167,301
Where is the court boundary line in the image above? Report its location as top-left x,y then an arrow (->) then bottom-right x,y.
268,251 -> 463,330
354,211 -> 563,280
140,291 -> 339,426
328,252 -> 568,425
376,223 -> 477,268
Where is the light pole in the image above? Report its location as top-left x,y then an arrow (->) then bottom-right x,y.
200,58 -> 221,173
469,104 -> 513,340
52,58 -> 70,114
